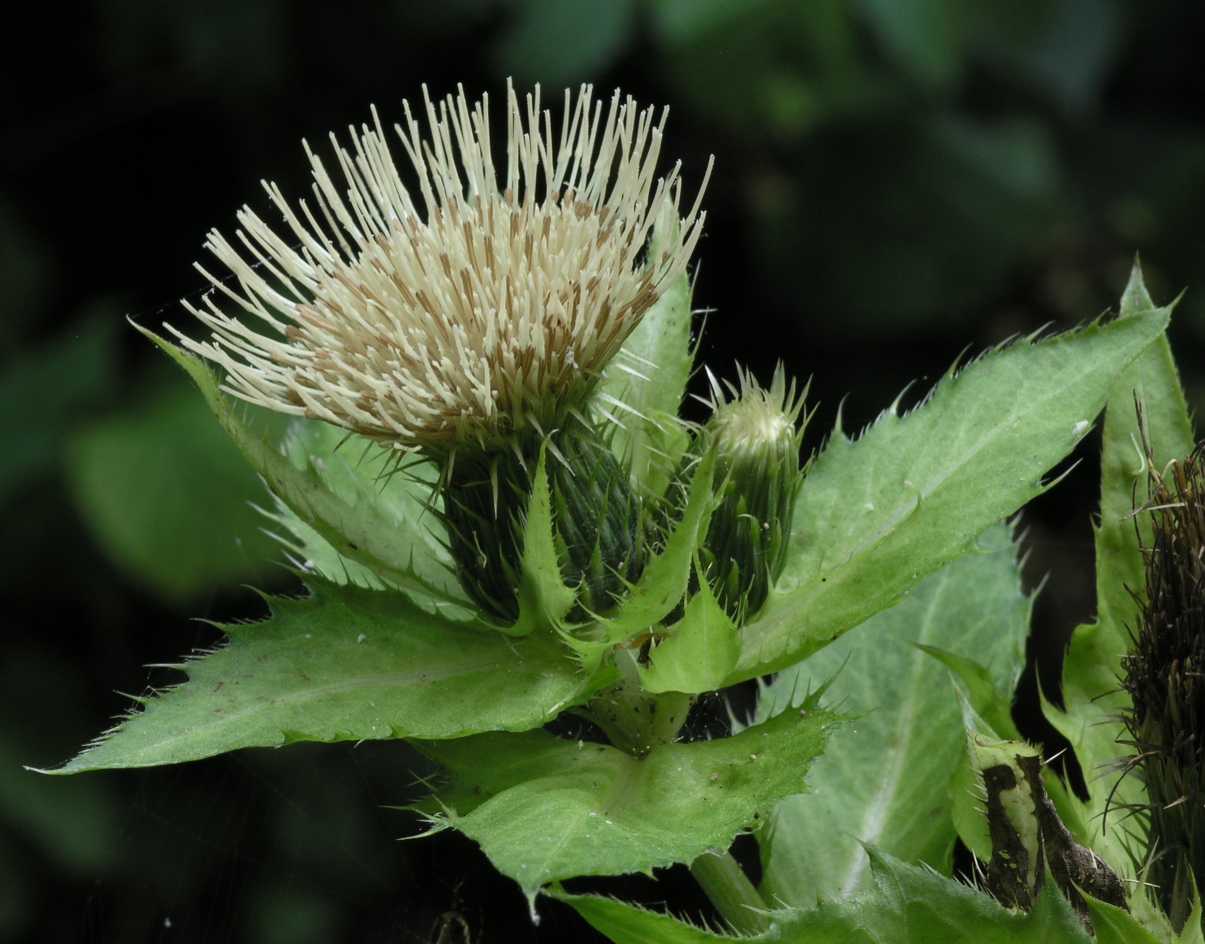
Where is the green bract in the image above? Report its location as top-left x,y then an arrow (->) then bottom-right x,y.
697,365 -> 808,619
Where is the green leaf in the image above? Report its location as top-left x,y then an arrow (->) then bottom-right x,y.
598,206 -> 695,499
46,579 -> 588,774
918,643 -> 1019,740
1081,896 -> 1164,944
1044,263 -> 1193,876
1100,261 -> 1192,642
639,562 -> 740,694
1115,890 -> 1200,943
68,382 -> 282,601
756,523 -> 1029,904
134,324 -> 469,609
555,893 -> 728,944
275,418 -> 460,596
1177,896 -> 1205,944
948,728 -> 993,862
560,849 -> 1094,943
260,497 -> 387,590
416,705 -> 839,900
730,310 -> 1170,683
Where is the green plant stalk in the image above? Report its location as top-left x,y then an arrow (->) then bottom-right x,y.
584,649 -> 693,756
585,650 -> 772,933
689,849 -> 771,935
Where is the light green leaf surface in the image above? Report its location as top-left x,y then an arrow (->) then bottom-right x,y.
598,208 -> 695,499
135,325 -> 469,609
272,417 -> 461,599
948,735 -> 992,863
1081,896 -> 1164,944
1176,898 -> 1205,944
755,523 -> 1029,904
261,498 -> 387,590
557,894 -> 724,944
1044,264 -> 1193,876
68,382 -> 281,601
918,643 -> 1019,741
560,848 -> 1094,943
731,311 -> 1169,683
639,564 -> 740,694
417,705 -> 839,898
931,654 -> 1032,863
48,579 -> 587,774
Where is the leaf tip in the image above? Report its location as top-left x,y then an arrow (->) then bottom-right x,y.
1120,255 -> 1156,318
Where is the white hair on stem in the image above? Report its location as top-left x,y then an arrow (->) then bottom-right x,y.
172,80 -> 711,454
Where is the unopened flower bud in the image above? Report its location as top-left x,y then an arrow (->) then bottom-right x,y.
441,424 -> 645,622
1122,442 -> 1205,932
697,364 -> 807,620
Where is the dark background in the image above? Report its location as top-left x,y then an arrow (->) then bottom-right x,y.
5,1 -> 1205,941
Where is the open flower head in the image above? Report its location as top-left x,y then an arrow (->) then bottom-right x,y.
174,82 -> 709,456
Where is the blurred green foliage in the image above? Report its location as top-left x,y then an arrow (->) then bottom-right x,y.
66,382 -> 283,602
4,0 -> 1205,940
0,312 -> 118,506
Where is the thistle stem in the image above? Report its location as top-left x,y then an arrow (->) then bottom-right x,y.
585,649 -> 693,756
588,651 -> 769,931
689,850 -> 771,936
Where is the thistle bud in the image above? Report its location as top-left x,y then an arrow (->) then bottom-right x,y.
440,424 -> 646,622
1122,442 -> 1205,932
696,365 -> 807,619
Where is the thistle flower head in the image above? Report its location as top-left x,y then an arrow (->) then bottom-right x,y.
173,82 -> 710,455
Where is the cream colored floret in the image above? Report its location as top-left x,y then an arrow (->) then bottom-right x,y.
174,81 -> 710,453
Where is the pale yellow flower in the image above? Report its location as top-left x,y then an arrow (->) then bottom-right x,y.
174,81 -> 709,454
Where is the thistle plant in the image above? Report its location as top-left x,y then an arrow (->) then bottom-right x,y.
174,82 -> 707,623
38,81 -> 1205,943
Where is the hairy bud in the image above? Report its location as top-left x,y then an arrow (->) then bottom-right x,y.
1122,442 -> 1205,931
696,365 -> 807,620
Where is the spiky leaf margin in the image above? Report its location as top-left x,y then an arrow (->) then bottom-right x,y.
1041,264 -> 1193,878
729,310 -> 1170,683
43,579 -> 589,773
